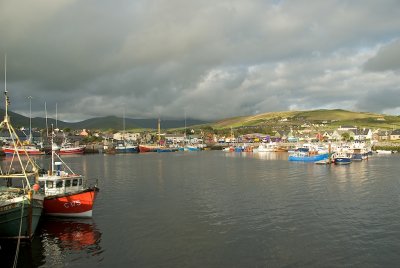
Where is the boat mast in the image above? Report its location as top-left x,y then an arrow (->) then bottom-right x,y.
4,54 -> 9,122
28,95 -> 32,143
158,117 -> 161,144
55,102 -> 58,130
1,55 -> 39,187
51,127 -> 55,175
45,101 -> 49,138
122,109 -> 125,140
184,111 -> 187,144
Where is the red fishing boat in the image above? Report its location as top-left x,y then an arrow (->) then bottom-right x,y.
138,144 -> 159,152
2,144 -> 45,155
38,144 -> 99,217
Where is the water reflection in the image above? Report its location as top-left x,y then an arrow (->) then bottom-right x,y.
252,151 -> 288,160
39,218 -> 102,266
223,151 -> 289,161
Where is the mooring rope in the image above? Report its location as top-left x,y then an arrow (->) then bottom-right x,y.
13,182 -> 27,268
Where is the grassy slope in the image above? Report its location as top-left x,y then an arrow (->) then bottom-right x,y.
210,109 -> 400,130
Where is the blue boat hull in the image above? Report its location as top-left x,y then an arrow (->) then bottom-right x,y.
185,147 -> 200,152
288,153 -> 329,162
334,157 -> 351,165
115,147 -> 139,153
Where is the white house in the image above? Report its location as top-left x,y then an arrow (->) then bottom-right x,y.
351,128 -> 373,140
113,132 -> 141,141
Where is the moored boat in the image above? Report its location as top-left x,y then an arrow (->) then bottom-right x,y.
351,148 -> 368,161
156,147 -> 178,153
0,189 -> 44,239
184,145 -> 201,152
2,144 -> 45,155
139,144 -> 159,152
332,152 -> 352,165
222,146 -> 234,152
0,74 -> 44,240
115,140 -> 138,153
38,139 -> 99,218
59,142 -> 86,155
288,148 -> 329,162
256,142 -> 277,152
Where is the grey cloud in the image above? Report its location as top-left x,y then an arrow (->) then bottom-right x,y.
364,40 -> 400,72
1,0 -> 400,121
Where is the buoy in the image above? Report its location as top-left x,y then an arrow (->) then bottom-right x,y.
33,184 -> 40,191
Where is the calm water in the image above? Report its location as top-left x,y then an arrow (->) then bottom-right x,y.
2,151 -> 400,267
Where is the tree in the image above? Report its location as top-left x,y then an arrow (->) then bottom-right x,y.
341,132 -> 350,141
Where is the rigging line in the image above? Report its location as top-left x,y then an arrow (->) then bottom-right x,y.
13,180 -> 27,268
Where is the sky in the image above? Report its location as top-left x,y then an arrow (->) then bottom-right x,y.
0,0 -> 399,122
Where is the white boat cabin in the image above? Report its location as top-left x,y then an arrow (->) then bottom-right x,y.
38,162 -> 85,196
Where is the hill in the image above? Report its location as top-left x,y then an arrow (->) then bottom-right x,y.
0,108 -> 208,130
1,108 -> 399,131
209,109 -> 400,130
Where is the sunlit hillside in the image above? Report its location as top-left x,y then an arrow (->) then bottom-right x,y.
209,109 -> 400,130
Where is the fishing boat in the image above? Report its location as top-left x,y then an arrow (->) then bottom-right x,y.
2,94 -> 46,156
222,146 -> 234,152
256,142 -> 281,152
0,67 -> 44,240
59,141 -> 86,155
183,145 -> 201,152
139,144 -> 159,152
113,110 -> 139,153
332,152 -> 352,165
38,141 -> 99,217
2,143 -> 45,155
115,140 -> 138,153
156,147 -> 178,153
0,187 -> 43,239
351,148 -> 368,161
288,148 -> 329,162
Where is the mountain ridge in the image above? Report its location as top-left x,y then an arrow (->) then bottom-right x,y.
1,108 -> 399,131
0,108 -> 209,130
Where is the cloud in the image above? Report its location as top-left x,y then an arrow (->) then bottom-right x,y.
0,0 -> 399,122
363,40 -> 400,72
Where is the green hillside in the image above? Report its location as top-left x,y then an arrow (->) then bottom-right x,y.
209,109 -> 400,130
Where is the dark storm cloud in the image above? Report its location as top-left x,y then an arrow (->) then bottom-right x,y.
0,0 -> 400,121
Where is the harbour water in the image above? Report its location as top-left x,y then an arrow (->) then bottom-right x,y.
2,151 -> 400,267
